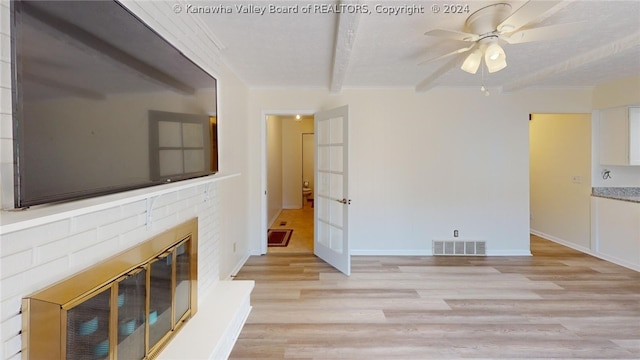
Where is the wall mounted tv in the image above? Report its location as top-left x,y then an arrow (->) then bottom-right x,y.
11,0 -> 218,208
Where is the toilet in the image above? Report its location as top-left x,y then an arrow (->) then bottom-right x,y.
302,181 -> 313,206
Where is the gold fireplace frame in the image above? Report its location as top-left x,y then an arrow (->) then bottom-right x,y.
22,218 -> 198,359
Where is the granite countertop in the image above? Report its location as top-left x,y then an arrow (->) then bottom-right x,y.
592,187 -> 640,203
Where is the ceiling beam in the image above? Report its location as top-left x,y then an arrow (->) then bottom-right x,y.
23,72 -> 106,100
503,31 -> 640,92
329,1 -> 362,93
415,56 -> 462,92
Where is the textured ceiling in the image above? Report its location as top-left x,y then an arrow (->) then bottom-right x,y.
199,0 -> 640,92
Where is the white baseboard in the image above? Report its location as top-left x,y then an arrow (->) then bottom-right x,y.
530,229 -> 592,253
588,252 -> 640,272
530,229 -> 640,272
351,249 -> 431,256
351,249 -> 532,256
268,209 -> 282,228
229,252 -> 252,278
485,250 -> 532,256
248,249 -> 263,256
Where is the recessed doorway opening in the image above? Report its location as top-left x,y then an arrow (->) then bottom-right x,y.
265,113 -> 315,254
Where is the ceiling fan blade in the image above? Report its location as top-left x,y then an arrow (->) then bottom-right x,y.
424,29 -> 479,42
417,44 -> 475,66
497,0 -> 563,34
502,22 -> 583,44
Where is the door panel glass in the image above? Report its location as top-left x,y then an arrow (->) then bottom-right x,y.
329,147 -> 342,172
330,117 -> 343,143
318,147 -> 330,171
318,120 -> 330,144
330,226 -> 343,253
330,200 -> 343,227
329,173 -> 343,200
318,172 -> 330,196
318,221 -> 330,247
317,197 -> 329,222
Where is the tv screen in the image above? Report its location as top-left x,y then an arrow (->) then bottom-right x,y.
11,0 -> 218,208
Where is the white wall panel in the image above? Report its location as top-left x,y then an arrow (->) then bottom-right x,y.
248,88 -> 594,255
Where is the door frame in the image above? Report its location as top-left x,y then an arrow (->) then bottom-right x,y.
260,109 -> 317,254
301,132 -> 315,208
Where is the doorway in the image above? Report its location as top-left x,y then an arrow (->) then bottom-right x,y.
261,105 -> 351,275
265,114 -> 315,253
529,113 -> 592,249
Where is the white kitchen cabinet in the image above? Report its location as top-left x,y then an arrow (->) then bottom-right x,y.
631,107 -> 640,164
598,106 -> 640,165
592,197 -> 640,269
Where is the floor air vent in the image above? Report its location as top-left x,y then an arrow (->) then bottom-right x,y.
433,240 -> 486,256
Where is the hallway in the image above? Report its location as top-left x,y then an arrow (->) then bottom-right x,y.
268,199 -> 314,253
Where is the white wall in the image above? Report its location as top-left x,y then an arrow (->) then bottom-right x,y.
0,1 -> 12,209
246,87 -> 594,255
0,2 -> 251,359
592,76 -> 640,188
530,113 -> 592,251
593,75 -> 640,109
266,115 -> 283,226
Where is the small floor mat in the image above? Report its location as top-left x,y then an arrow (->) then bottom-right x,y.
267,229 -> 293,247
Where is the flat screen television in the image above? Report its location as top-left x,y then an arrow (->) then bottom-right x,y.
10,0 -> 218,208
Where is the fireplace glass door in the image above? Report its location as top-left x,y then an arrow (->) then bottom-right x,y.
117,269 -> 147,359
23,219 -> 198,360
174,241 -> 191,324
66,287 -> 111,360
149,253 -> 173,349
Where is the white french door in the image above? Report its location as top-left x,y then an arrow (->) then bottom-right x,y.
314,105 -> 350,275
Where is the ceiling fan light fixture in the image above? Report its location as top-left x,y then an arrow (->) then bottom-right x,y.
461,49 -> 483,74
484,42 -> 507,73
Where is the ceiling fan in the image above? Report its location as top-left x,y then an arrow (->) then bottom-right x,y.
420,1 -> 578,74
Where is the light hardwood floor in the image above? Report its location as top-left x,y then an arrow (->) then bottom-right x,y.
268,200 -> 314,254
230,235 -> 640,359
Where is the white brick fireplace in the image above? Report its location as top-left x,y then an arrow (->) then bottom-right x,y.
1,175 -> 253,359
2,2 -> 254,357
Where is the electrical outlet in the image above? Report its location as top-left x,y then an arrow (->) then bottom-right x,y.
571,176 -> 582,184
454,230 -> 459,238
